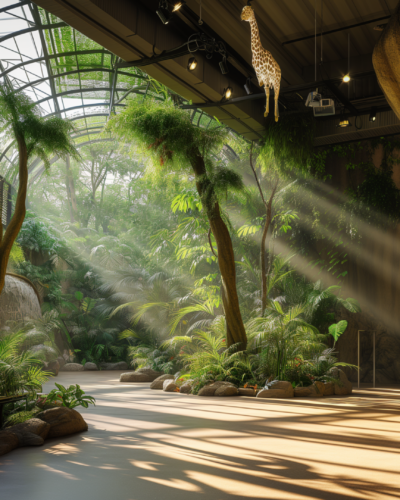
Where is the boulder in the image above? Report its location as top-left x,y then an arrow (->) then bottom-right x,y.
180,380 -> 194,394
84,362 -> 98,371
257,389 -> 288,398
61,363 -> 84,372
238,388 -> 256,397
215,385 -> 239,397
0,418 -> 51,455
257,381 -> 294,399
150,374 -> 174,390
57,356 -> 66,368
0,431 -> 19,456
294,386 -> 313,397
36,407 -> 88,438
294,382 -> 326,398
45,360 -> 60,376
99,361 -> 129,370
198,381 -> 236,397
120,368 -> 163,383
328,367 -> 353,395
11,418 -> 50,443
323,382 -> 335,396
163,380 -> 179,392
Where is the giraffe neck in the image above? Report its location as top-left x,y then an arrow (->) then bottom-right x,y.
249,18 -> 261,46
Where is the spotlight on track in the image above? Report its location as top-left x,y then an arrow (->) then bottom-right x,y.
172,0 -> 186,12
223,86 -> 232,100
187,57 -> 197,71
369,107 -> 377,122
157,0 -> 171,24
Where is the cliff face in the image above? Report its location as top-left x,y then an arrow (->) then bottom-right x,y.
0,274 -> 41,329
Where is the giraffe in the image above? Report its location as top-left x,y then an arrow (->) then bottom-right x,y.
241,5 -> 281,121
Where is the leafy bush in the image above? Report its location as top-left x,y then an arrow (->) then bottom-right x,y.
0,331 -> 52,397
45,383 -> 96,409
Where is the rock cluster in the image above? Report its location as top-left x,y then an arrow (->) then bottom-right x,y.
163,380 -> 179,392
120,368 -> 163,382
84,362 -> 98,371
0,407 -> 88,457
198,381 -> 239,397
61,363 -> 84,372
99,361 -> 128,370
150,374 -> 175,389
180,380 -> 194,394
257,381 -> 294,399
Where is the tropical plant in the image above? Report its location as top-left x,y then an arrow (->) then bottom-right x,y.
107,99 -> 248,350
0,83 -> 78,295
0,330 -> 51,397
44,383 -> 96,409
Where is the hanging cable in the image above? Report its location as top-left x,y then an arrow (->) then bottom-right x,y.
315,0 -> 317,81
321,0 -> 323,65
199,0 -> 203,25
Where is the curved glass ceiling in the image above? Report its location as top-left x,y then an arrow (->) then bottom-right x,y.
0,0 -> 220,184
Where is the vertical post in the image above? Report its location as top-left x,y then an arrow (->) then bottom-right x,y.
373,331 -> 376,388
358,330 -> 360,389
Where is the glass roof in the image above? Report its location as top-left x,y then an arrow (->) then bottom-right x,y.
0,0 -> 219,184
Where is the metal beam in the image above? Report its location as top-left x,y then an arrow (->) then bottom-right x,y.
116,45 -> 191,69
30,4 -> 60,116
181,72 -> 377,111
0,1 -> 31,14
282,16 -> 391,46
0,50 -> 112,78
34,86 -> 129,105
324,80 -> 359,115
0,22 -> 68,44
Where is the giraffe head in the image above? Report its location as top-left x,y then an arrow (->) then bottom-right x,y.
241,6 -> 255,22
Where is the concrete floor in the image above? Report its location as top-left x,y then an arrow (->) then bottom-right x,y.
1,372 -> 399,500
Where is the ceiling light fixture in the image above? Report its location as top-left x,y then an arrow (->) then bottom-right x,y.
369,107 -> 377,122
187,57 -> 197,71
343,74 -> 350,83
172,0 -> 186,12
244,77 -> 254,95
223,86 -> 232,100
337,115 -> 351,128
156,0 -> 171,24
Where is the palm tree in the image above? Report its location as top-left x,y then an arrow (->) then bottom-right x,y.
107,100 -> 248,350
0,84 -> 78,294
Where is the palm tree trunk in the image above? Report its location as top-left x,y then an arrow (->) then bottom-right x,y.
191,149 -> 247,350
0,136 -> 28,294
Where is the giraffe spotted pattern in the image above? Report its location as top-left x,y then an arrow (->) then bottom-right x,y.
241,5 -> 281,121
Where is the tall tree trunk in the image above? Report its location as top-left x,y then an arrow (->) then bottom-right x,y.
191,148 -> 247,350
65,155 -> 78,222
0,136 -> 28,294
249,145 -> 278,316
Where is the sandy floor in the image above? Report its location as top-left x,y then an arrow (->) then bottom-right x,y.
1,372 -> 399,500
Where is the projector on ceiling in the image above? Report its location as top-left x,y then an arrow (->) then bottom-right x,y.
313,98 -> 336,117
305,91 -> 321,108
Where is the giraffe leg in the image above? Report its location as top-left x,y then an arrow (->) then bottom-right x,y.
264,86 -> 270,117
274,84 -> 280,122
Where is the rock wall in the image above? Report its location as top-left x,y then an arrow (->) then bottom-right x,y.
0,274 -> 42,329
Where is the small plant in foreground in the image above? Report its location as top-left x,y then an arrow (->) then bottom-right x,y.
45,383 -> 96,409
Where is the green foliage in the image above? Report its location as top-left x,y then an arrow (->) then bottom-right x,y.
328,320 -> 348,345
260,113 -> 315,172
45,383 -> 96,409
106,99 -> 227,170
0,83 -> 78,167
4,408 -> 41,428
0,330 -> 52,397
